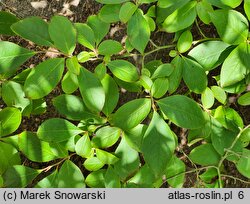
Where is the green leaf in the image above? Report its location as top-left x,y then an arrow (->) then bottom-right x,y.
37,118 -> 83,143
189,143 -> 221,166
220,43 -> 250,87
168,56 -> 183,94
96,0 -> 129,4
162,1 -> 197,33
152,63 -> 174,79
157,0 -> 190,8
99,4 -> 121,23
58,160 -> 85,188
244,0 -> 250,21
49,15 -> 76,55
3,165 -> 39,187
199,168 -> 218,183
87,15 -> 110,45
18,131 -> 56,162
113,137 -> 140,180
127,9 -> 150,54
107,60 -> 139,82
0,142 -> 20,174
75,23 -> 95,50
177,30 -> 193,53
236,148 -> 250,179
36,171 -> 58,188
238,92 -> 250,106
0,11 -> 19,35
0,107 -> 22,137
83,157 -> 104,171
96,149 -> 119,165
75,134 -> 92,158
78,67 -> 105,112
85,169 -> 106,188
210,9 -> 248,45
182,57 -> 207,93
115,77 -> 142,92
110,98 -> 151,131
24,58 -> 64,99
105,166 -> 121,188
66,56 -> 81,75
201,87 -> 214,109
151,78 -> 169,99
98,40 -> 123,56
2,81 -> 31,113
196,0 -> 214,24
101,74 -> 119,116
211,86 -> 227,104
207,0 -> 242,8
142,111 -> 176,177
119,2 -> 137,23
165,156 -> 185,188
11,16 -> 53,47
61,71 -> 79,94
158,95 -> 206,129
0,41 -> 35,78
92,126 -> 121,148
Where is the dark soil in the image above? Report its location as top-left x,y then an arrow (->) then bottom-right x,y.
0,0 -> 249,188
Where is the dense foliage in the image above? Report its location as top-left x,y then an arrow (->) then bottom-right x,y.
0,0 -> 250,188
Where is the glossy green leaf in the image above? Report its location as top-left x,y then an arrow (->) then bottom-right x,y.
168,56 -> 183,94
49,15 -> 76,55
0,142 -> 20,174
151,78 -> 169,99
105,166 -> 121,188
162,1 -> 197,33
211,86 -> 227,104
110,98 -> 151,131
196,0 -> 214,24
98,40 -> 123,56
0,41 -> 35,78
157,0 -> 190,8
36,171 -> 58,188
37,118 -> 83,143
207,0 -> 242,8
152,63 -> 174,79
220,43 -> 250,87
158,95 -> 206,129
78,67 -> 105,112
101,74 -> 119,116
238,92 -> 250,106
11,16 -> 53,47
99,4 -> 121,23
66,56 -> 81,75
58,160 -> 85,187
75,23 -> 95,50
24,58 -> 64,99
96,149 -> 119,165
127,10 -> 150,54
177,30 -> 193,53
119,2 -> 137,23
0,107 -> 22,137
142,111 -> 176,177
244,0 -> 250,21
201,87 -> 214,109
61,71 -> 78,94
31,99 -> 47,115
87,15 -> 110,45
236,148 -> 250,179
114,137 -> 140,180
92,126 -> 120,148
182,57 -> 207,93
83,157 -> 104,171
85,169 -> 106,188
210,10 -> 248,45
189,143 -> 221,166
18,131 -> 56,162
0,11 -> 19,35
3,165 -> 39,187
75,135 -> 92,158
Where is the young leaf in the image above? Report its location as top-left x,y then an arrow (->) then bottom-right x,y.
11,16 -> 53,47
101,74 -> 119,116
0,107 -> 22,137
96,149 -> 119,165
66,56 -> 81,75
158,95 -> 206,129
127,9 -> 150,54
49,15 -> 76,55
61,71 -> 78,94
0,142 -> 20,174
85,169 -> 106,188
119,2 -> 137,23
99,4 -> 121,23
110,98 -> 151,131
37,118 -> 83,143
83,157 -> 104,171
78,67 -> 105,112
0,11 -> 19,35
92,126 -> 121,148
0,41 -> 35,78
177,30 -> 193,53
196,0 -> 214,24
189,143 -> 221,166
182,57 -> 207,93
75,135 -> 92,158
238,92 -> 250,106
18,131 -> 57,162
211,86 -> 227,104
58,160 -> 85,188
75,23 -> 95,50
162,1 -> 197,33
3,165 -> 39,187
236,148 -> 250,179
210,10 -> 248,45
107,60 -> 139,82
98,40 -> 123,56
142,111 -> 176,177
201,87 -> 215,109
24,58 -> 64,99
151,78 -> 169,99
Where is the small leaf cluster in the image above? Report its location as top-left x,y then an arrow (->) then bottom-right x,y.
0,0 -> 250,188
